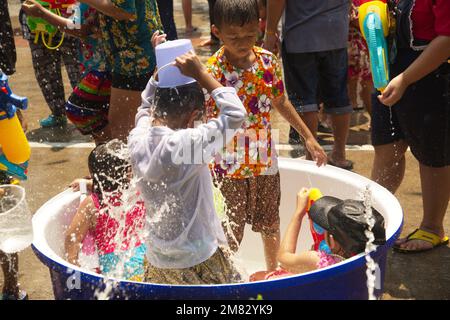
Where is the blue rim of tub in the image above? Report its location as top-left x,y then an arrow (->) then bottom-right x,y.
31,158 -> 404,299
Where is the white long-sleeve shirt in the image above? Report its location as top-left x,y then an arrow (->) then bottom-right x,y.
128,78 -> 247,269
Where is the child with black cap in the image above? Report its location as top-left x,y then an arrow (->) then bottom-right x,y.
251,188 -> 386,281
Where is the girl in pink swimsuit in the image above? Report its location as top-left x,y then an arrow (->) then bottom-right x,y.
65,140 -> 146,281
250,188 -> 386,281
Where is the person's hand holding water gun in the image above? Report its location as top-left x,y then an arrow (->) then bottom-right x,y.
378,35 -> 450,107
294,187 -> 310,219
22,0 -> 100,40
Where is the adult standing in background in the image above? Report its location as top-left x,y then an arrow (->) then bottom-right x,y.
157,0 -> 178,40
182,0 -> 197,34
264,0 -> 354,170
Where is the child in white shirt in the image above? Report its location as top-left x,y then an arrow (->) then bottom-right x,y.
128,51 -> 247,284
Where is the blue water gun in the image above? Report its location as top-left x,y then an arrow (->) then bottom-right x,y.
359,1 -> 391,92
0,71 -> 30,180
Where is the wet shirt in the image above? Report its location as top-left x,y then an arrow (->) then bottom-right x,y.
128,78 -> 247,269
205,46 -> 284,179
98,0 -> 162,77
283,0 -> 350,53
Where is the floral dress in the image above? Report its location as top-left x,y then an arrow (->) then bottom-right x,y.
205,46 -> 285,179
348,0 -> 372,81
98,0 -> 162,77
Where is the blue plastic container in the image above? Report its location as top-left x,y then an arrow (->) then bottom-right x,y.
32,158 -> 403,300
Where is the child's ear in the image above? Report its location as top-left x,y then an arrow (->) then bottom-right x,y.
211,24 -> 220,39
327,233 -> 337,250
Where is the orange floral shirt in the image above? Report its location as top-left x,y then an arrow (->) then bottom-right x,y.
205,46 -> 284,179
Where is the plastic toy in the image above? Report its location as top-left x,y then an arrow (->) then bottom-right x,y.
0,155 -> 28,181
359,0 -> 391,91
306,188 -> 331,253
26,0 -> 77,49
0,72 -> 30,180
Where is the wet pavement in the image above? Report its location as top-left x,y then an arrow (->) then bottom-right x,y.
1,0 -> 449,300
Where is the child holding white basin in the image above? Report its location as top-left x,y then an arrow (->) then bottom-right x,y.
128,48 -> 246,285
251,188 -> 387,281
64,140 -> 147,281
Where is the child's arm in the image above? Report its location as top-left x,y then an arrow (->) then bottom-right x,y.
22,0 -> 95,39
263,0 -> 285,54
79,0 -> 136,21
272,96 -> 327,167
379,35 -> 450,106
64,196 -> 96,266
277,188 -> 321,274
128,52 -> 247,175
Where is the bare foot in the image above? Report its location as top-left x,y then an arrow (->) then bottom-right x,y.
328,154 -> 354,170
185,26 -> 198,34
395,227 -> 446,251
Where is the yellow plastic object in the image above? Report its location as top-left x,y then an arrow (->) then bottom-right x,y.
359,1 -> 390,38
306,188 -> 323,211
0,112 -> 31,164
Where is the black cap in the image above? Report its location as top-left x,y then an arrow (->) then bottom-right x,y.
309,196 -> 386,255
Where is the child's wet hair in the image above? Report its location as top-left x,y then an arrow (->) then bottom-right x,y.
88,139 -> 131,196
213,0 -> 259,29
154,82 -> 205,121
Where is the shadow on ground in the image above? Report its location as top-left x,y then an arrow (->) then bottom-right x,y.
26,124 -> 92,144
384,246 -> 450,299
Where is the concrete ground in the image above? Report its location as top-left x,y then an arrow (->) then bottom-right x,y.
1,0 -> 449,300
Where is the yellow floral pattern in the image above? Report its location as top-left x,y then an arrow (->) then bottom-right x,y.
206,46 -> 285,179
99,0 -> 162,76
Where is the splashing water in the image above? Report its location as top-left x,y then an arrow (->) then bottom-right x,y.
0,186 -> 33,253
211,170 -> 249,280
362,185 -> 379,300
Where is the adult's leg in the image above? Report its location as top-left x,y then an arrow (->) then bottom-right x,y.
281,47 -> 320,159
395,164 -> 450,250
182,0 -> 194,32
28,41 -> 67,117
371,140 -> 409,193
157,0 -> 178,40
60,36 -> 82,89
201,0 -> 219,46
0,251 -> 19,298
360,79 -> 373,115
108,87 -> 143,141
319,49 -> 353,167
347,77 -> 359,109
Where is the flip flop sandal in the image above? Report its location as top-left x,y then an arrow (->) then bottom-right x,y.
327,158 -> 354,171
393,228 -> 450,254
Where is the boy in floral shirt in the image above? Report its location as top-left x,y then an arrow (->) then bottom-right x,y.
206,0 -> 327,271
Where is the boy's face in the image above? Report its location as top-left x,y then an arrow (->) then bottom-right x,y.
213,21 -> 259,59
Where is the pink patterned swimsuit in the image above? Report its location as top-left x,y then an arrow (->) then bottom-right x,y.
264,251 -> 344,280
